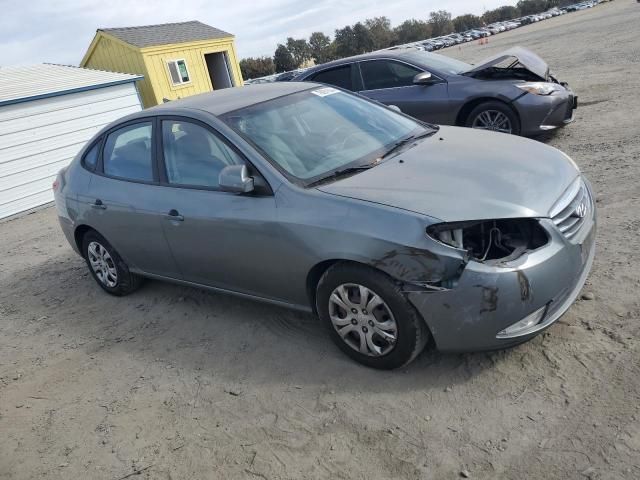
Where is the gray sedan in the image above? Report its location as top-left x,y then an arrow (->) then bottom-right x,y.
293,47 -> 577,136
54,83 -> 595,369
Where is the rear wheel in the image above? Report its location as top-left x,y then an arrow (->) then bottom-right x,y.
316,263 -> 429,369
82,231 -> 141,296
466,101 -> 520,135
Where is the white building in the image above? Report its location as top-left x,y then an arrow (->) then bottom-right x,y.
0,64 -> 143,219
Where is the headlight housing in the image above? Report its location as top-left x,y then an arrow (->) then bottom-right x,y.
516,82 -> 563,96
426,219 -> 548,262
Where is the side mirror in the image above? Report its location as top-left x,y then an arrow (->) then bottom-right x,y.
387,105 -> 402,113
413,72 -> 435,85
218,164 -> 254,193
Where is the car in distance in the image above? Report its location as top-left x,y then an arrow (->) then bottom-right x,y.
292,46 -> 577,136
54,83 -> 595,369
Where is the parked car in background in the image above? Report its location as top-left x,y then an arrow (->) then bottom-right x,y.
292,46 -> 578,136
243,1 -> 605,86
54,83 -> 595,369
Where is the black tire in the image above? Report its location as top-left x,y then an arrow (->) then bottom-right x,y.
316,262 -> 429,369
81,230 -> 142,296
465,100 -> 521,135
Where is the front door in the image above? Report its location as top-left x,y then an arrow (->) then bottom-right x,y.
357,59 -> 451,124
154,118 -> 282,299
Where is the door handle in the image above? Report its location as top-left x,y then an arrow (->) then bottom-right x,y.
165,209 -> 184,222
90,199 -> 106,210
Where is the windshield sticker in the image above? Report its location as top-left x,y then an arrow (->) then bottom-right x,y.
311,87 -> 340,97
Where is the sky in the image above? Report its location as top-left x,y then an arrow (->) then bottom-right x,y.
0,0 -> 517,67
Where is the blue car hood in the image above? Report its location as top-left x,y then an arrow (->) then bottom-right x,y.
464,46 -> 549,80
317,126 -> 579,222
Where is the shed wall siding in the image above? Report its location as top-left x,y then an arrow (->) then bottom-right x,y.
0,83 -> 141,219
82,35 -> 154,108
142,39 -> 243,105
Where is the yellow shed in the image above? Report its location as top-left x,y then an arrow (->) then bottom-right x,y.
81,21 -> 243,108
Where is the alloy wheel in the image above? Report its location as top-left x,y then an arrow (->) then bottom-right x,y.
471,110 -> 513,133
328,283 -> 398,357
87,241 -> 118,288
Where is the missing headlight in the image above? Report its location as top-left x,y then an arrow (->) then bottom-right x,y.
427,219 -> 548,262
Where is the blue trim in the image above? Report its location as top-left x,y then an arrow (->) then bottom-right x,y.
0,76 -> 144,108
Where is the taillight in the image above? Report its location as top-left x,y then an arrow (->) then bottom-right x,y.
52,179 -> 60,191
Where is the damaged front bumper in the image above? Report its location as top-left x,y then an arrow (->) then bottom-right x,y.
406,211 -> 595,353
514,87 -> 577,136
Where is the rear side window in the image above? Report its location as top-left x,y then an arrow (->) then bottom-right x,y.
310,65 -> 353,91
82,142 -> 99,171
360,60 -> 421,90
103,122 -> 153,182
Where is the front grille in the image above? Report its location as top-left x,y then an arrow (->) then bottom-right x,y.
551,179 -> 592,240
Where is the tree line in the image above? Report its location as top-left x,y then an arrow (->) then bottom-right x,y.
239,0 -> 577,79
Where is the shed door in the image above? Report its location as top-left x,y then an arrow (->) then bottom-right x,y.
204,52 -> 235,90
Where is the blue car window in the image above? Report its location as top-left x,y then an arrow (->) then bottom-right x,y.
310,65 -> 353,91
360,60 -> 421,90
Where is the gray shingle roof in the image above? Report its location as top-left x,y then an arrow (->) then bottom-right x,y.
100,21 -> 233,48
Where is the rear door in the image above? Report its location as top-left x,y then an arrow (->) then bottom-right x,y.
356,59 -> 451,123
83,119 -> 179,277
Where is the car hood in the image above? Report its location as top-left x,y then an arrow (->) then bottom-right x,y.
317,126 -> 579,222
464,46 -> 549,80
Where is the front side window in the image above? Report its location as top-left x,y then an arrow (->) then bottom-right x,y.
360,60 -> 422,90
400,50 -> 472,75
167,59 -> 190,85
309,65 -> 353,91
221,87 -> 425,183
103,122 -> 153,182
162,120 -> 245,188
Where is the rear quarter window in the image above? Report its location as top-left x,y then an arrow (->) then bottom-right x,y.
81,142 -> 100,171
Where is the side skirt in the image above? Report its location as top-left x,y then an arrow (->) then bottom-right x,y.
130,270 -> 314,314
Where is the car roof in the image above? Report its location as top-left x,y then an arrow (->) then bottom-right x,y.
145,82 -> 317,116
300,47 -> 424,74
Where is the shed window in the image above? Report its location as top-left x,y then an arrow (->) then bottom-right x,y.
167,59 -> 190,85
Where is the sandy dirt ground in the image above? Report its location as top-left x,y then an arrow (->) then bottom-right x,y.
1,2 -> 639,479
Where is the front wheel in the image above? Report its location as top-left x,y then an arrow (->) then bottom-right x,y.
466,101 -> 520,135
316,263 -> 429,369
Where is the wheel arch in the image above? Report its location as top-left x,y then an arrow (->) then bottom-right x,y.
305,258 -> 409,315
455,96 -> 520,127
306,259 -> 343,314
73,224 -> 97,256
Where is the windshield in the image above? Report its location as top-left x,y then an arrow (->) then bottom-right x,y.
220,87 -> 423,183
400,50 -> 472,75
